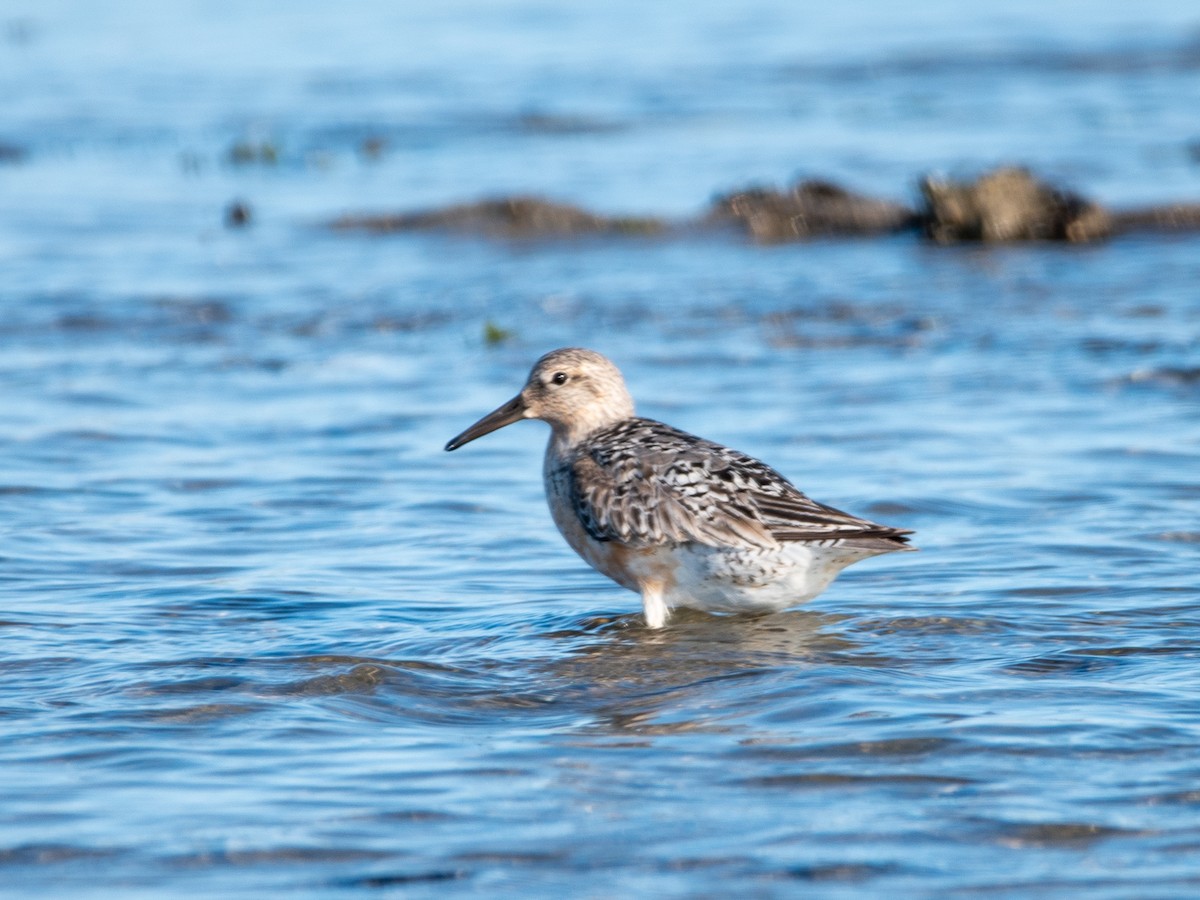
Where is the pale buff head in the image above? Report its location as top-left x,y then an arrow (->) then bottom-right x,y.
445,348 -> 635,450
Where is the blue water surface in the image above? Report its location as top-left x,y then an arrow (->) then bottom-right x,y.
2,1 -> 1200,896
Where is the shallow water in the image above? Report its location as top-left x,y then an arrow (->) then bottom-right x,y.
3,1 -> 1200,896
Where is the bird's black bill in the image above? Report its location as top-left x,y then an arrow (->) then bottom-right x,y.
444,395 -> 527,451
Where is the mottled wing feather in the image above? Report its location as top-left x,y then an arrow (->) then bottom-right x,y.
756,493 -> 912,542
570,450 -> 775,549
568,418 -> 911,550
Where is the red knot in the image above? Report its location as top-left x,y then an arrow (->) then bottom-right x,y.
446,348 -> 914,628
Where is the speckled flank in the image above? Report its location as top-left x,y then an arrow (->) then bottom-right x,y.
448,348 -> 913,627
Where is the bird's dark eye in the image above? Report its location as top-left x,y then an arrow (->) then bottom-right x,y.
551,372 -> 568,385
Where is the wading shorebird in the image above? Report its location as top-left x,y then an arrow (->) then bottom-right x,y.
445,348 -> 914,628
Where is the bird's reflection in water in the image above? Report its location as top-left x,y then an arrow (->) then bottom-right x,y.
534,606 -> 883,737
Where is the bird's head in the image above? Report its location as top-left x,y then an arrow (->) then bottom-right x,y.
445,348 -> 635,450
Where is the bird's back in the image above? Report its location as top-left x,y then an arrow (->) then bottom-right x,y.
554,417 -> 913,554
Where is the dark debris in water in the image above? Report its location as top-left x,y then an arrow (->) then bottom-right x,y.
327,165 -> 1200,245
0,843 -> 125,866
996,821 -> 1142,848
334,869 -> 469,888
762,305 -> 932,351
329,196 -> 665,239
152,296 -> 233,325
44,296 -> 235,339
483,320 -> 516,346
168,847 -> 391,868
708,179 -> 917,241
227,139 -> 279,166
1153,531 -> 1200,543
0,141 -> 26,164
515,111 -> 626,135
1124,366 -> 1200,386
780,41 -> 1200,81
779,861 -> 908,883
920,167 -> 1113,243
224,199 -> 252,228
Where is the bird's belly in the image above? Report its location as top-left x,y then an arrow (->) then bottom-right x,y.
663,543 -> 876,614
558,532 -> 874,618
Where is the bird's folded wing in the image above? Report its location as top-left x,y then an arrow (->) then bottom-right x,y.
569,449 -> 777,549
570,426 -> 911,550
754,492 -> 913,542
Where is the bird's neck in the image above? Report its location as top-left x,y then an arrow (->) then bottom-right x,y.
547,409 -> 633,455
